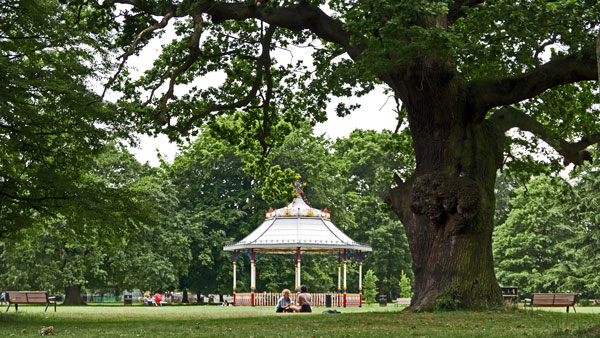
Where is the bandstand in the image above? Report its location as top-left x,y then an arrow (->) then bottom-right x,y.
223,187 -> 372,307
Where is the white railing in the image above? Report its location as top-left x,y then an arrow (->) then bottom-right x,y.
234,292 -> 361,307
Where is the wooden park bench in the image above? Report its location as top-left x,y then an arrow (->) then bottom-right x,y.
393,298 -> 411,306
524,293 -> 577,313
5,291 -> 57,312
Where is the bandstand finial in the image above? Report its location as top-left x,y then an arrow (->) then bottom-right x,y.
294,173 -> 311,207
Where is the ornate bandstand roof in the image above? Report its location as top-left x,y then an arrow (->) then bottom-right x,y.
223,195 -> 372,253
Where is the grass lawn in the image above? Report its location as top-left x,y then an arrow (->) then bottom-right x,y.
0,303 -> 599,337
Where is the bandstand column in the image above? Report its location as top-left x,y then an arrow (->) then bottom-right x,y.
337,252 -> 341,293
233,250 -> 237,305
359,250 -> 363,307
296,247 -> 301,293
343,249 -> 347,307
337,251 -> 341,306
251,249 -> 256,306
295,256 -> 298,292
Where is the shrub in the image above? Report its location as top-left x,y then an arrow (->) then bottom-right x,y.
398,270 -> 413,298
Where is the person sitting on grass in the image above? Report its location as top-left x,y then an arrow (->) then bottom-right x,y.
290,285 -> 312,313
275,289 -> 292,313
144,294 -> 153,306
154,292 -> 163,306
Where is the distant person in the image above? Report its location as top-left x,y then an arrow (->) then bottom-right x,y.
221,300 -> 230,306
275,289 -> 292,313
154,292 -> 163,306
0,291 -> 6,305
291,285 -> 311,313
144,294 -> 153,306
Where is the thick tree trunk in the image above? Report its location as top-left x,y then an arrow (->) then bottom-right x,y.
182,289 -> 189,303
63,285 -> 87,305
385,63 -> 503,311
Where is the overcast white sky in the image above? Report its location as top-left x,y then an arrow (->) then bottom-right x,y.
130,89 -> 398,166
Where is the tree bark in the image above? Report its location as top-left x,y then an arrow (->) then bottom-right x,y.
385,62 -> 503,311
182,289 -> 189,303
63,285 -> 87,305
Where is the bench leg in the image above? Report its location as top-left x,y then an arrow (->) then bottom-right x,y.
5,303 -> 9,312
45,303 -> 49,312
15,304 -> 18,312
54,301 -> 56,312
572,305 -> 576,313
566,306 -> 569,313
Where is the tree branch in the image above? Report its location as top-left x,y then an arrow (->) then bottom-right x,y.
489,106 -> 600,166
158,12 -> 204,124
100,0 -> 161,15
470,51 -> 598,120
258,23 -> 274,155
202,1 -> 364,60
597,32 -> 600,94
167,25 -> 277,133
100,6 -> 177,100
447,0 -> 484,25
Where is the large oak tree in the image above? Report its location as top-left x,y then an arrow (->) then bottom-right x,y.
95,0 -> 600,310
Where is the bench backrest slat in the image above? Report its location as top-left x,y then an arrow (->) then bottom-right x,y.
553,294 -> 576,305
532,294 -> 554,306
532,293 -> 576,306
27,293 -> 48,303
8,293 -> 28,303
7,291 -> 49,304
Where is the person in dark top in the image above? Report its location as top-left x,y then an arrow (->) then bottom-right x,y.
291,285 -> 312,313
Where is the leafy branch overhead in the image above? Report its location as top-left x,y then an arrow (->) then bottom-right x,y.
97,0 -> 600,167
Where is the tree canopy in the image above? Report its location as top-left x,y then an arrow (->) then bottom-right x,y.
493,150 -> 600,299
0,0 -> 134,238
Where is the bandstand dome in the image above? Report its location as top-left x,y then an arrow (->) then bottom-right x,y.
223,196 -> 372,253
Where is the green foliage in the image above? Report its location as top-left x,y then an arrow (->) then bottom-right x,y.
168,130 -> 265,295
260,166 -> 297,204
332,129 -> 414,297
568,150 -> 600,298
578,298 -> 592,307
0,145 -> 188,296
0,0 -> 132,238
493,149 -> 600,299
363,269 -> 379,304
434,285 -> 461,312
398,271 -> 413,298
493,174 -> 577,297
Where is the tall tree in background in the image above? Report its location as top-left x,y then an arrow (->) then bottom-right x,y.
96,0 -> 600,310
332,130 -> 414,297
569,150 -> 600,298
493,175 -> 577,296
102,149 -> 191,295
168,130 -> 263,296
0,0 -> 131,238
0,146 -> 181,304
